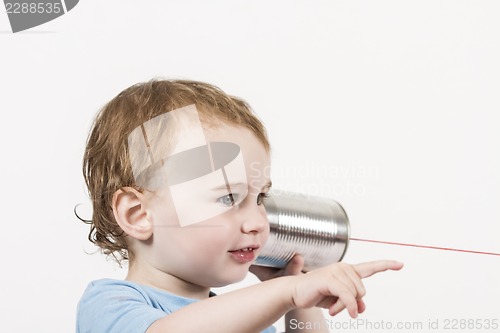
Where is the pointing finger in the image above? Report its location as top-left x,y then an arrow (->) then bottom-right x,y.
354,260 -> 404,279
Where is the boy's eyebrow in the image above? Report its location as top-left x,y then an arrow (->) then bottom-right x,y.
211,182 -> 247,191
210,180 -> 272,191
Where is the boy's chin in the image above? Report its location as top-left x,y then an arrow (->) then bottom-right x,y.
210,271 -> 249,288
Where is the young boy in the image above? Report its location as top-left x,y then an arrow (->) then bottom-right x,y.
77,79 -> 403,333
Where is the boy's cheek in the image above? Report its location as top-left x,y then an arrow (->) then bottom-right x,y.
261,221 -> 271,246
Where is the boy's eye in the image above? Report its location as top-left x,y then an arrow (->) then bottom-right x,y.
216,193 -> 239,207
257,192 -> 270,205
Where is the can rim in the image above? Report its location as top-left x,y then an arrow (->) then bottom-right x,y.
336,201 -> 351,262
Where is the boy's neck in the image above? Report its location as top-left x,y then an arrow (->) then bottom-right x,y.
126,259 -> 211,300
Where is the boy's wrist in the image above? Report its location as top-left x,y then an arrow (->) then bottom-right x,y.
274,275 -> 299,312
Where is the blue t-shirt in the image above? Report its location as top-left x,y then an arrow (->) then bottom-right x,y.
76,279 -> 276,333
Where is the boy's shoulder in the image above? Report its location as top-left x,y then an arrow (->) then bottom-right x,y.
77,279 -> 277,333
76,279 -> 197,333
79,278 -> 202,311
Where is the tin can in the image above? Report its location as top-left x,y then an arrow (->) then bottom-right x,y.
255,190 -> 350,271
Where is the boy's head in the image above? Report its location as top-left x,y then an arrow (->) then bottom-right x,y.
83,79 -> 270,264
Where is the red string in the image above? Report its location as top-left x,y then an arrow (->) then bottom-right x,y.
349,237 -> 500,257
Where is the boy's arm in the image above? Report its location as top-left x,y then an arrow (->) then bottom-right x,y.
253,255 -> 330,333
147,275 -> 294,333
147,260 -> 403,333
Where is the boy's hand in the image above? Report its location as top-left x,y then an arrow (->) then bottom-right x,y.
290,260 -> 403,318
252,258 -> 403,319
250,254 -> 305,281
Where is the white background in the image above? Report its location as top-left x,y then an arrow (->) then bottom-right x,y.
1,1 -> 499,332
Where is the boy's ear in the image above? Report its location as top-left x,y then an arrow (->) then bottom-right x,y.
112,187 -> 153,241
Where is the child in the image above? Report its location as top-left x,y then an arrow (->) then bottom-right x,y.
77,79 -> 403,333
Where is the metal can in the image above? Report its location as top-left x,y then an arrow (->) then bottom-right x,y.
255,190 -> 350,271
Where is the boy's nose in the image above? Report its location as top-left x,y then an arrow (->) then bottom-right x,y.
239,201 -> 268,234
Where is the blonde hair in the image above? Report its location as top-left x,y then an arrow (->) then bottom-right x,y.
82,79 -> 270,262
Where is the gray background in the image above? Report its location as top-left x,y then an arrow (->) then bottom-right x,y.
1,1 -> 499,332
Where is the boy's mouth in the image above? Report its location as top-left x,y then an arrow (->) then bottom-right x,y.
228,245 -> 260,263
